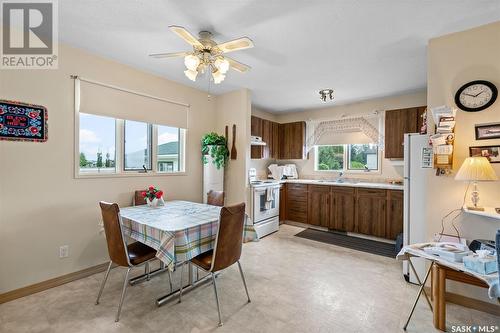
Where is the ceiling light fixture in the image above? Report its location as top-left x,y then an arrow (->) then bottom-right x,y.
319,89 -> 334,102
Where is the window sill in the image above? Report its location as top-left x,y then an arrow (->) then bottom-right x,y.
313,169 -> 382,175
75,171 -> 187,179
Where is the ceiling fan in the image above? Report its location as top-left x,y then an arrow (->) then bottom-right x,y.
150,26 -> 254,84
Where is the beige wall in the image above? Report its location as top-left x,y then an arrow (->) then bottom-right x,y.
215,89 -> 252,210
250,91 -> 427,180
0,44 -> 218,292
426,21 -> 500,303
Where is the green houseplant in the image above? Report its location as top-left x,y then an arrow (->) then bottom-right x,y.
201,132 -> 229,169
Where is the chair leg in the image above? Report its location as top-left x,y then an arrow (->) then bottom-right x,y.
211,272 -> 223,327
145,262 -> 150,281
178,262 -> 185,303
237,261 -> 251,303
168,269 -> 173,292
95,261 -> 112,305
115,267 -> 131,322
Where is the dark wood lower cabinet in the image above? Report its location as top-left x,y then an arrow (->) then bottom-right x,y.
283,183 -> 402,240
355,188 -> 387,238
285,183 -> 308,223
279,186 -> 286,224
386,190 -> 404,240
330,187 -> 355,232
307,185 -> 330,227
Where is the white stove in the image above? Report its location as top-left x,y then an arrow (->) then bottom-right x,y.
250,180 -> 281,238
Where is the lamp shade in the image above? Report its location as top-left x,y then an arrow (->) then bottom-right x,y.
455,157 -> 498,181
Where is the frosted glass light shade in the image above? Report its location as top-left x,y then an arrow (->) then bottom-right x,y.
455,157 -> 498,181
215,58 -> 230,74
212,70 -> 225,84
184,54 -> 200,71
184,69 -> 198,81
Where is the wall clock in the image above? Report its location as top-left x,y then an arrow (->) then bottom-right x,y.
455,80 -> 497,112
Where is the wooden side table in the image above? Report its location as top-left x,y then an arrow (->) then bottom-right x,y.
431,263 -> 489,331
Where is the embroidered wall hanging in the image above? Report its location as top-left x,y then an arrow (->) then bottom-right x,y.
0,100 -> 48,142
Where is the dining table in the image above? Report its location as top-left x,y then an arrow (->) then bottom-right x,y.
119,200 -> 258,306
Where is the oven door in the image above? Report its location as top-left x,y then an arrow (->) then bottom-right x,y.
253,186 -> 280,223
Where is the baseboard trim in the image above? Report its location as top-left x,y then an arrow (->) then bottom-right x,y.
0,262 -> 110,304
424,287 -> 500,316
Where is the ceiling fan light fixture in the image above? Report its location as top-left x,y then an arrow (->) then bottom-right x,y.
184,54 -> 200,71
212,70 -> 225,84
215,58 -> 230,74
184,69 -> 198,81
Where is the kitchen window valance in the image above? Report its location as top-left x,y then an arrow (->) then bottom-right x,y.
74,76 -> 189,129
305,113 -> 384,152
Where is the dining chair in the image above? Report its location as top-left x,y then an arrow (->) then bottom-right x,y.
133,190 -> 146,206
96,201 -> 172,322
207,190 -> 225,207
178,202 -> 250,326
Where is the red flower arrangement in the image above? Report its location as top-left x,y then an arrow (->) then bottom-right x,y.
141,185 -> 164,204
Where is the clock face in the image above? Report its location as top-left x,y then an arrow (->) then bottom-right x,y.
455,80 -> 498,112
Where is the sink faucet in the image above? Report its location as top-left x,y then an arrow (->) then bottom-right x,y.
336,172 -> 344,183
364,165 -> 370,172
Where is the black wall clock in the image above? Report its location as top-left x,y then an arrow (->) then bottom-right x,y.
455,80 -> 497,112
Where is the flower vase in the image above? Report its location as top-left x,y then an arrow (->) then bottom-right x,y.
147,198 -> 158,207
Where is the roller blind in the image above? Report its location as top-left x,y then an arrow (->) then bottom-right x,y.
77,78 -> 188,129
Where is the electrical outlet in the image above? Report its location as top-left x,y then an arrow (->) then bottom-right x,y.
59,245 -> 69,258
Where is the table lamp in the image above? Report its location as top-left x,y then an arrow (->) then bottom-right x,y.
455,157 -> 498,211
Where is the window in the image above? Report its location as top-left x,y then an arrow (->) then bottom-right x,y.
315,144 -> 379,172
77,115 -> 185,176
348,144 -> 378,171
316,145 -> 344,171
157,125 -> 180,173
79,113 -> 116,174
124,120 -> 152,170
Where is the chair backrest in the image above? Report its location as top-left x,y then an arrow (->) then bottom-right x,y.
134,190 -> 146,206
207,190 -> 224,207
211,203 -> 246,272
99,201 -> 129,267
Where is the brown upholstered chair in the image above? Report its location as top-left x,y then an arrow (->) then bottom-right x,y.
178,203 -> 250,326
96,201 -> 172,322
207,190 -> 225,207
133,190 -> 146,206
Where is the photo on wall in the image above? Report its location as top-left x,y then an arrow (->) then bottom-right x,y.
469,145 -> 500,163
475,123 -> 500,140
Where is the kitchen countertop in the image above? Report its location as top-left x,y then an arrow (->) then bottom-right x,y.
251,179 -> 403,190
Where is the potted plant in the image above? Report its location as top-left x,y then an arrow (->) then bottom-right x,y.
201,132 -> 229,169
141,185 -> 165,207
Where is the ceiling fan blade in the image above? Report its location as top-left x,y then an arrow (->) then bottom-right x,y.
149,51 -> 190,58
168,25 -> 204,48
225,57 -> 251,73
216,37 -> 254,54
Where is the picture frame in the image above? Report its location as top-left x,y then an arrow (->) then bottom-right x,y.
475,123 -> 500,140
469,145 -> 500,163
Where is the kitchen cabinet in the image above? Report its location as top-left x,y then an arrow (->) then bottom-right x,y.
251,116 -> 264,159
307,185 -> 330,227
330,186 -> 356,232
384,106 -> 426,159
355,188 -> 387,238
279,121 -> 306,160
285,183 -> 308,223
251,116 -> 280,159
386,190 -> 404,240
279,185 -> 286,224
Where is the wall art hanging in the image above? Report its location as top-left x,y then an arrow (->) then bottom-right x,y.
0,99 -> 48,142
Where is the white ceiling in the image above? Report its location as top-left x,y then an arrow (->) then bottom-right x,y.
59,0 -> 500,113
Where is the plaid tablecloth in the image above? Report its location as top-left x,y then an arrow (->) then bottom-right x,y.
120,200 -> 258,269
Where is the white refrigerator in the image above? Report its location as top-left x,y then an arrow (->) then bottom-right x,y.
403,133 -> 431,283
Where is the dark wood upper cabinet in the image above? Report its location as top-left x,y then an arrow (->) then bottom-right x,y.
250,116 -> 263,159
330,186 -> 356,232
384,106 -> 426,159
355,188 -> 387,238
307,185 -> 330,227
278,121 -> 306,160
386,190 -> 404,240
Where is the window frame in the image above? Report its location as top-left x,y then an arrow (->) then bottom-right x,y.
123,120 -> 153,172
314,144 -> 381,174
75,112 -> 187,178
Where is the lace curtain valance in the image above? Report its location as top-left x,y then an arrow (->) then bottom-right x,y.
305,114 -> 384,153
